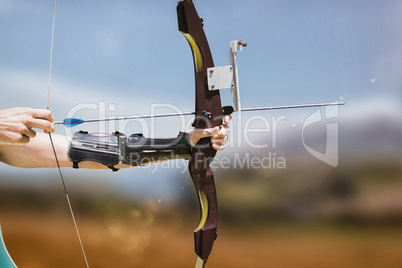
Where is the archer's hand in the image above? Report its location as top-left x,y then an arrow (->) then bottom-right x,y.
0,107 -> 55,144
188,115 -> 231,151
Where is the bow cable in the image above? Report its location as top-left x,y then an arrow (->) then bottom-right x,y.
46,0 -> 90,267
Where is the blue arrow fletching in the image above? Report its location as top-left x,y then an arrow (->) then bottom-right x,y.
63,118 -> 84,128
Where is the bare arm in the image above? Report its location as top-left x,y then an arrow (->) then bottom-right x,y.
0,107 -> 107,169
0,115 -> 231,169
0,132 -> 108,169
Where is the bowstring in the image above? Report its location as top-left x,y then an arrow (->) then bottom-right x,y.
47,0 -> 90,267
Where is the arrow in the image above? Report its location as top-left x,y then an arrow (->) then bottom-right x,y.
54,102 -> 346,128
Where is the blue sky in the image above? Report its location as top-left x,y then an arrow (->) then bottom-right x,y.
1,0 -> 402,194
1,0 -> 401,115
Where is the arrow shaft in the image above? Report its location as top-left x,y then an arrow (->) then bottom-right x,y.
240,101 -> 346,112
54,102 -> 346,126
53,111 -> 196,125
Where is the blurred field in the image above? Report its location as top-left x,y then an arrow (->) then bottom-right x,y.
1,209 -> 402,267
1,113 -> 402,267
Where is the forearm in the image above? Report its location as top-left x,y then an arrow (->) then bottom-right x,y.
0,117 -> 230,170
0,132 -> 109,169
0,131 -> 188,170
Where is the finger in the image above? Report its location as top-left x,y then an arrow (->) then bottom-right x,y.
212,143 -> 225,151
22,128 -> 37,138
28,108 -> 55,123
212,135 -> 228,145
219,123 -> 229,132
193,126 -> 220,139
224,114 -> 232,125
213,126 -> 229,139
18,135 -> 31,144
12,123 -> 36,140
25,118 -> 55,133
7,132 -> 30,144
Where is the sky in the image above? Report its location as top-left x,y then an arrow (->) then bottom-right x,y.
1,0 -> 400,112
0,0 -> 402,193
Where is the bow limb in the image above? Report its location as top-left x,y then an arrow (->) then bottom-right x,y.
177,0 -> 223,266
189,146 -> 218,268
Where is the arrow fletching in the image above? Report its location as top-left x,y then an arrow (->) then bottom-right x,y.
61,118 -> 85,128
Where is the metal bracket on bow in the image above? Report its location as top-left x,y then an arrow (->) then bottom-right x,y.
207,40 -> 247,112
